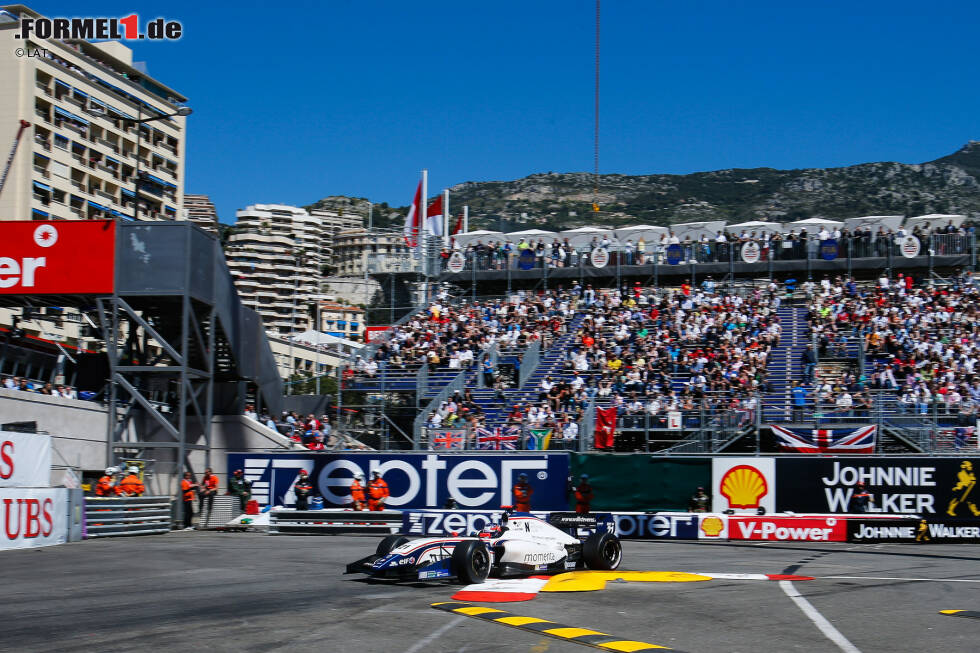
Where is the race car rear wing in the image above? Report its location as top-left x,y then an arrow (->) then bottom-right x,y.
547,512 -> 615,534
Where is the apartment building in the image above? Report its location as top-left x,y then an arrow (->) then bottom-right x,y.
182,193 -> 218,234
332,229 -> 417,276
310,207 -> 363,273
225,204 -> 327,335
0,5 -> 188,222
319,301 -> 364,340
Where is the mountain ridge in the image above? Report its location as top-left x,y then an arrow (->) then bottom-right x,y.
311,142 -> 980,231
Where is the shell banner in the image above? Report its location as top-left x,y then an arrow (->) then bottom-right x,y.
712,457 -> 776,514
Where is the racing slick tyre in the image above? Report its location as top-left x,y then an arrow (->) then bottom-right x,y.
376,534 -> 410,557
451,540 -> 491,584
583,532 -> 622,570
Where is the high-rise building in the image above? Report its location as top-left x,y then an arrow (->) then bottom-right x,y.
0,5 -> 189,222
183,193 -> 218,234
225,204 -> 328,335
310,207 -> 363,273
332,228 -> 416,276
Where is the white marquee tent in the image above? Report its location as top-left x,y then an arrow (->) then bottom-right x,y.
453,230 -> 503,248
290,330 -> 364,350
559,226 -> 616,247
727,220 -> 784,236
785,217 -> 844,232
613,225 -> 669,242
904,214 -> 966,232
671,220 -> 727,241
502,229 -> 558,244
842,215 -> 904,232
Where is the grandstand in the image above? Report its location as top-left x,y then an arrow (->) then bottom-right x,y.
342,217 -> 978,456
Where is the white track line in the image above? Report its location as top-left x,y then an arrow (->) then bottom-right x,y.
779,581 -> 862,653
404,615 -> 466,653
819,575 -> 980,583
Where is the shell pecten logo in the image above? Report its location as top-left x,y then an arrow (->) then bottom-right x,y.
720,464 -> 768,509
700,516 -> 724,537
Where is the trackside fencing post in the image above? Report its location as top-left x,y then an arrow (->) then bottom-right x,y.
413,368 -> 466,448
518,340 -> 541,388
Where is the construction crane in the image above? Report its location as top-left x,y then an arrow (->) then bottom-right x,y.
0,119 -> 31,200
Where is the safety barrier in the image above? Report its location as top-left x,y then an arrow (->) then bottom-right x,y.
269,508 -> 402,535
396,508 -> 976,543
198,495 -> 242,529
84,495 -> 172,537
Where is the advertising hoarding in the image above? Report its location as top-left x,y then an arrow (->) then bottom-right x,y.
227,452 -> 570,510
0,220 -> 115,294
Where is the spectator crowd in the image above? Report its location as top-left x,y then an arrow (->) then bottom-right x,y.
804,269 -> 980,420
2,376 -> 78,399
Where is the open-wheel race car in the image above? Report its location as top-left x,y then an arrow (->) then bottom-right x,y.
344,511 -> 622,583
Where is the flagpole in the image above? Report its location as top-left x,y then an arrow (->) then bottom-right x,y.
463,205 -> 469,233
421,168 -> 429,304
443,189 -> 450,248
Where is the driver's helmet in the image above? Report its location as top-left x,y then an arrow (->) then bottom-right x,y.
478,524 -> 503,539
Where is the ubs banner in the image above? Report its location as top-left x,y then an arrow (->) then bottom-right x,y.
0,488 -> 67,550
776,457 -> 980,516
0,431 -> 52,488
227,452 -> 570,510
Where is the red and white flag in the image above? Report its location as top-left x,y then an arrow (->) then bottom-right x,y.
594,406 -> 617,449
403,181 -> 422,247
425,196 -> 444,237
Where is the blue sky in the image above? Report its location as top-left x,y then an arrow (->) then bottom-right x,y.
28,1 -> 980,223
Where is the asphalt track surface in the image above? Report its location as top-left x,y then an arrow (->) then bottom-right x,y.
2,533 -> 979,652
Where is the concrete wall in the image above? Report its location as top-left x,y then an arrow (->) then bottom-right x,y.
0,388 -> 118,482
0,389 -> 299,499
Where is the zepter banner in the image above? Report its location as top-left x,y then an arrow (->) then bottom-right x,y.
227,452 -> 570,510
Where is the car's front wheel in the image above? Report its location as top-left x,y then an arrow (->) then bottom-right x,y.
583,532 -> 622,570
376,534 -> 410,557
451,540 -> 491,584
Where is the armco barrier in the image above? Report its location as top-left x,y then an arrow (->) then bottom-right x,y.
270,509 -> 402,535
198,496 -> 242,529
395,509 -> 956,543
847,517 -> 980,543
84,495 -> 172,537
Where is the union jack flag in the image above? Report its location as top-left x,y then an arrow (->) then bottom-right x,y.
938,426 -> 976,451
430,430 -> 466,450
770,424 -> 876,454
476,426 -> 520,450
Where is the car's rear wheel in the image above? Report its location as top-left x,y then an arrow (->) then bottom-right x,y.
451,540 -> 491,584
376,534 -> 410,557
583,532 -> 622,570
